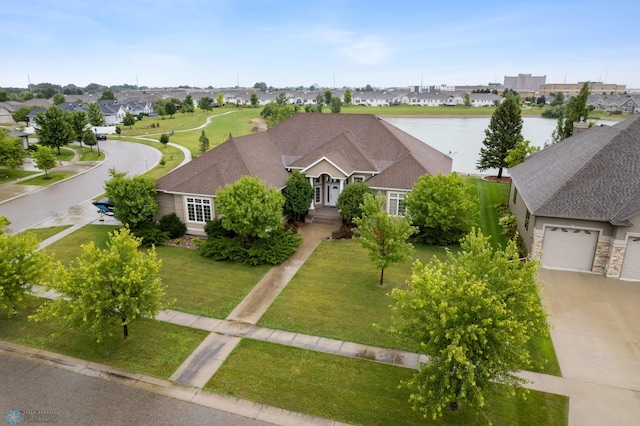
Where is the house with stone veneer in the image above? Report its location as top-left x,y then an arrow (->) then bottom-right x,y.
508,115 -> 640,280
155,113 -> 452,236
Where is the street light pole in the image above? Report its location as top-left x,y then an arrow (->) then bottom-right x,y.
94,128 -> 101,157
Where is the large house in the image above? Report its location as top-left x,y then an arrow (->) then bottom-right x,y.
155,114 -> 452,235
509,115 -> 640,280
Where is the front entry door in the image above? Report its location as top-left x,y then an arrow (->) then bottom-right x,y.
326,183 -> 339,206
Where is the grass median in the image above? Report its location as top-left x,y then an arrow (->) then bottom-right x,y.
206,339 -> 568,426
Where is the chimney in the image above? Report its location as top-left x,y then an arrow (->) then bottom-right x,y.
573,118 -> 589,136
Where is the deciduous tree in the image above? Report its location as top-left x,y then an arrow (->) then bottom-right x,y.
87,102 -> 104,126
477,92 -> 523,178
0,216 -> 52,316
216,176 -> 285,242
123,112 -> 136,129
404,173 -> 478,245
164,101 -> 177,118
98,90 -> 116,101
52,93 -> 66,105
70,110 -> 88,144
82,129 -> 97,152
197,96 -> 213,111
390,229 -> 549,419
324,89 -> 333,105
282,170 -> 314,221
11,106 -> 35,124
34,105 -> 74,154
552,82 -> 590,143
0,130 -> 26,170
216,93 -> 224,106
336,181 -> 372,225
505,139 -> 540,168
261,102 -> 299,128
354,194 -> 415,286
250,93 -> 259,107
32,145 -> 57,178
182,94 -> 195,113
330,96 -> 342,113
344,88 -> 352,105
104,169 -> 159,230
31,227 -> 166,341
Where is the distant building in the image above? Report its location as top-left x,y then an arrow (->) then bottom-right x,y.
503,74 -> 546,92
539,82 -> 626,97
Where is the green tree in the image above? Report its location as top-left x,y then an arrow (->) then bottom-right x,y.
323,89 -> 333,105
404,173 -> 479,245
98,90 -> 116,101
477,92 -> 523,178
505,140 -> 540,168
159,133 -> 170,147
353,194 -> 416,286
152,98 -> 168,116
550,92 -> 565,106
0,90 -> 8,102
0,130 -> 26,170
115,126 -> 122,139
250,93 -> 259,107
282,170 -> 314,222
390,229 -> 549,419
216,93 -> 224,106
343,88 -> 352,105
336,181 -> 372,225
253,82 -> 268,92
464,93 -> 471,106
552,82 -> 590,143
32,145 -> 57,178
276,92 -> 288,105
123,112 -> 136,129
216,176 -> 285,242
104,169 -> 159,230
70,110 -> 88,144
315,94 -> 324,112
82,129 -> 97,152
11,106 -> 35,124
164,102 -> 177,118
0,217 -> 52,316
198,130 -> 210,155
34,106 -> 74,155
32,227 -> 166,341
330,96 -> 342,113
182,94 -> 195,113
261,102 -> 299,128
52,93 -> 66,105
87,102 -> 104,126
197,96 -> 214,111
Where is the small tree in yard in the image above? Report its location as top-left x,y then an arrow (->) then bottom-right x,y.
34,105 -> 74,155
390,229 -> 549,420
505,139 -> 540,168
32,145 -> 57,178
159,133 -> 170,147
336,181 -> 372,225
164,102 -> 177,118
353,194 -> 416,286
0,130 -> 26,170
282,170 -> 314,222
404,173 -> 478,245
477,92 -> 523,178
104,168 -> 159,231
82,129 -> 97,152
0,216 -> 52,316
199,130 -> 210,155
31,227 -> 166,341
115,126 -> 122,138
123,112 -> 136,129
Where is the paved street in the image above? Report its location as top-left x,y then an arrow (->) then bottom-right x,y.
0,355 -> 269,426
0,140 -> 161,233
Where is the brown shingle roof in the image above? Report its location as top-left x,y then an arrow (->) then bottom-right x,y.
156,114 -> 451,195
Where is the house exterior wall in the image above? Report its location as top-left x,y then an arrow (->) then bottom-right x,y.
156,192 -> 213,237
605,213 -> 640,277
508,184 -> 535,251
303,161 -> 347,180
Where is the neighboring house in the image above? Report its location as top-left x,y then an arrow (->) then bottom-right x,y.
124,100 -> 153,115
98,100 -> 126,124
58,102 -> 89,113
509,115 -> 640,280
156,114 -> 452,235
587,94 -> 640,114
0,103 -> 15,123
8,129 -> 30,149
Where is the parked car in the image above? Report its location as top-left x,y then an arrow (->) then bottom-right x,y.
96,134 -> 107,140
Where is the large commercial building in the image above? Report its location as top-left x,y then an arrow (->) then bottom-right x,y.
539,82 -> 627,97
503,74 -> 546,92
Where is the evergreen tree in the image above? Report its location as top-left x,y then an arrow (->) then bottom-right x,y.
477,93 -> 523,178
282,170 -> 314,222
198,130 -> 210,155
552,82 -> 590,143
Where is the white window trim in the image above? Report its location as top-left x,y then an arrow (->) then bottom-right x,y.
388,192 -> 407,216
352,175 -> 365,184
185,196 -> 212,223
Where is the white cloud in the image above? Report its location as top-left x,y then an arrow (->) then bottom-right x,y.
338,36 -> 392,65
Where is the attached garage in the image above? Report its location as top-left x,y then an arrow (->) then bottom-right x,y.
541,227 -> 599,272
620,237 -> 640,280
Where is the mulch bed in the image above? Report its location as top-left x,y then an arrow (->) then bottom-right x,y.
482,176 -> 512,184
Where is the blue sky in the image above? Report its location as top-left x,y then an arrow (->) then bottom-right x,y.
3,0 -> 639,89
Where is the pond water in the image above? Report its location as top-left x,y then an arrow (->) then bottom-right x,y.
382,116 -> 618,175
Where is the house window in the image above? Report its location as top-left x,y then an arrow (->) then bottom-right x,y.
186,197 -> 212,223
353,175 -> 364,183
315,187 -> 321,203
513,187 -> 518,204
525,210 -> 531,230
388,192 -> 407,216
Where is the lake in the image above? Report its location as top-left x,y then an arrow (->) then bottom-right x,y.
383,116 -> 618,175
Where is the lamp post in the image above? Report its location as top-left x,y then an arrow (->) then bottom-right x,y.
94,128 -> 101,157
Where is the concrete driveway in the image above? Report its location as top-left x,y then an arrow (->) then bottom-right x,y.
538,268 -> 640,425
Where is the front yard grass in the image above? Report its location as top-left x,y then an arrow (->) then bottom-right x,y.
467,176 -> 511,249
0,168 -> 38,183
17,172 -> 73,185
25,225 -> 72,241
206,339 -> 568,426
0,296 -> 208,379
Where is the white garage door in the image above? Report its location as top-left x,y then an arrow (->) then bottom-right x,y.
541,227 -> 599,272
620,237 -> 640,280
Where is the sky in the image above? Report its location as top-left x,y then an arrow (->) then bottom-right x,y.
3,0 -> 639,90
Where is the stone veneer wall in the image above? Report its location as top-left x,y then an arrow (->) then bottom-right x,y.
530,231 -> 543,260
592,240 -> 612,275
605,245 -> 627,278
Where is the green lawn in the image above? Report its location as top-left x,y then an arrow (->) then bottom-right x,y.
466,176 -> 511,249
0,296 -> 208,379
207,339 -> 568,426
116,138 -> 184,180
0,168 -> 38,183
17,172 -> 72,185
156,245 -> 269,318
24,225 -> 72,241
78,148 -> 101,161
42,224 -> 119,264
54,146 -> 76,161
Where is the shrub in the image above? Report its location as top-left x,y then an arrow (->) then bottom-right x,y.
158,213 -> 187,239
131,222 -> 168,246
246,229 -> 302,265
